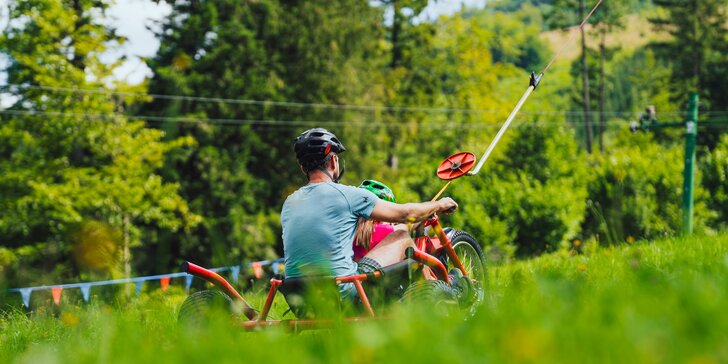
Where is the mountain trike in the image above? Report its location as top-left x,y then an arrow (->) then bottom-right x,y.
178,152 -> 487,329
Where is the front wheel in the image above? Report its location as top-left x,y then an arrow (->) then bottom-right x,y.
440,229 -> 487,309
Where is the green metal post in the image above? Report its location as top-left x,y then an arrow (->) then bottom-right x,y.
682,93 -> 699,235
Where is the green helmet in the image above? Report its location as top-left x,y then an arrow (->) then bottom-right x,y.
359,179 -> 396,203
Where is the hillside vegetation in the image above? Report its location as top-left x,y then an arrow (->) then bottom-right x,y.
540,13 -> 670,63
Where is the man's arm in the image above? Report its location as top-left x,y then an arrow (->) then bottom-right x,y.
369,198 -> 458,224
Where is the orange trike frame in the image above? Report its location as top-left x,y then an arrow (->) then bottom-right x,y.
182,214 -> 469,330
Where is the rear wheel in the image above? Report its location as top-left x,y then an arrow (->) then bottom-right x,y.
440,229 -> 487,309
178,290 -> 232,326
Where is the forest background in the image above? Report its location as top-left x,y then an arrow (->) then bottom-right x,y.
1,0 -> 727,289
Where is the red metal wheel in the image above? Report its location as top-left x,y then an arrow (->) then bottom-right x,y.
436,152 -> 476,180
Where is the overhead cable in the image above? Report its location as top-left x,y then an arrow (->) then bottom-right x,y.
3,83 -> 702,116
0,109 -> 639,129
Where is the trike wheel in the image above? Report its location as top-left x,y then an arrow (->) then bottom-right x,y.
401,280 -> 454,306
441,229 -> 487,307
178,290 -> 232,326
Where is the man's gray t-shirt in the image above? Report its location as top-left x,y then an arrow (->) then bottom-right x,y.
281,182 -> 377,279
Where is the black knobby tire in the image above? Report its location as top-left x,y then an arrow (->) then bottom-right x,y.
441,229 -> 487,306
178,290 -> 233,326
401,280 -> 455,305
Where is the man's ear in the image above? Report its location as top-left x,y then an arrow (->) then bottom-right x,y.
299,165 -> 307,175
328,154 -> 337,170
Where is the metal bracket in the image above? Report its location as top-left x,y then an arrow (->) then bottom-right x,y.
529,72 -> 543,89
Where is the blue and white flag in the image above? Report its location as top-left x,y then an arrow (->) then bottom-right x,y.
80,284 -> 91,303
135,280 -> 144,296
272,258 -> 284,276
230,265 -> 240,283
184,275 -> 193,292
19,288 -> 32,307
272,261 -> 280,275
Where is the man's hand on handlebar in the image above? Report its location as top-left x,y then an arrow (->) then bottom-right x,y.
437,197 -> 458,215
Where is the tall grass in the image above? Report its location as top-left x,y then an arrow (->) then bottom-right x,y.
2,235 -> 726,363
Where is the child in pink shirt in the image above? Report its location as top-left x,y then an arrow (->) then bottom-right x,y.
353,222 -> 395,261
353,179 -> 402,261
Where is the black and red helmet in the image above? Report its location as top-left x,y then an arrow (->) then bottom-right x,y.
294,128 -> 346,170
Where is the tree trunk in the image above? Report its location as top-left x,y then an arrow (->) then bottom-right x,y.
122,215 -> 132,277
580,0 -> 593,154
599,32 -> 606,153
121,214 -> 132,296
388,148 -> 398,170
391,0 -> 403,69
388,0 -> 402,170
70,0 -> 87,69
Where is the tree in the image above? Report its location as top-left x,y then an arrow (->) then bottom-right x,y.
547,0 -> 594,153
142,0 -> 285,268
373,0 -> 430,170
578,0 -> 594,154
144,0 -> 383,268
590,1 -> 629,152
649,0 -> 728,105
0,0 -> 198,285
701,134 -> 728,230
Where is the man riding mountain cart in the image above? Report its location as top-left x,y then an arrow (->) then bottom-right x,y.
177,128 -> 486,327
282,128 -> 472,304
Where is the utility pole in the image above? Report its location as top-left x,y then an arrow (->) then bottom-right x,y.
632,93 -> 699,235
682,93 -> 698,235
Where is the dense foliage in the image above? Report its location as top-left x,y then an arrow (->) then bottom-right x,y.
0,0 -> 198,286
1,0 -> 727,288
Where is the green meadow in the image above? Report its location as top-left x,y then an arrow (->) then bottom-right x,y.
2,235 -> 726,364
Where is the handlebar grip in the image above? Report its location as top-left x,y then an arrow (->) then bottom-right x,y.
442,206 -> 457,214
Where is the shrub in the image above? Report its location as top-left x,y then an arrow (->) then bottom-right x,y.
701,134 -> 728,229
581,129 -> 712,244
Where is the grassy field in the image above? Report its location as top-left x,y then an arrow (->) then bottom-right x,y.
1,234 -> 726,364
